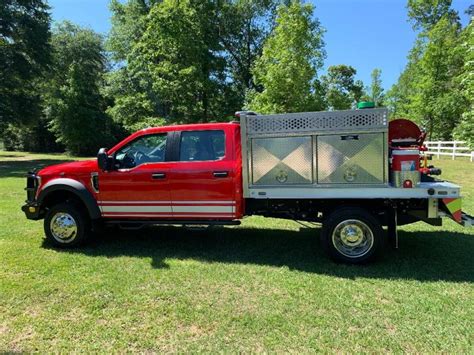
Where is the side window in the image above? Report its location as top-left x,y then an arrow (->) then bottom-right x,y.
115,134 -> 167,169
179,130 -> 225,162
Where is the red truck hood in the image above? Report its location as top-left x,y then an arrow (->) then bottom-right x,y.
38,159 -> 98,176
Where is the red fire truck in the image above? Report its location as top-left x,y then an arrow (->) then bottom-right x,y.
22,107 -> 472,264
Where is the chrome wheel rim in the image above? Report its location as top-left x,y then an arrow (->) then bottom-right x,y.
332,219 -> 374,258
50,212 -> 78,243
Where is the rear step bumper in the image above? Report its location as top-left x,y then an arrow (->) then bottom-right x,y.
461,212 -> 474,227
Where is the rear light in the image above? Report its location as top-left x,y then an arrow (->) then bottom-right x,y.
403,180 -> 413,188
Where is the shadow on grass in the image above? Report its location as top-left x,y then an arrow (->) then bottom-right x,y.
0,159 -> 74,178
45,225 -> 474,283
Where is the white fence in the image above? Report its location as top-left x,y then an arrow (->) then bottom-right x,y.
424,141 -> 474,162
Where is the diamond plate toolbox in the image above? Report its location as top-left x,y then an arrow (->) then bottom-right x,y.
317,133 -> 385,184
241,108 -> 388,191
251,136 -> 313,185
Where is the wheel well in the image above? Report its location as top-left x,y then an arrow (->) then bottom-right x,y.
322,201 -> 389,223
41,190 -> 88,215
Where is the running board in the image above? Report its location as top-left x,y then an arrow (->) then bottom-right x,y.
105,219 -> 241,230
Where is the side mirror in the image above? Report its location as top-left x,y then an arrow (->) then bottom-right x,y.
97,148 -> 111,171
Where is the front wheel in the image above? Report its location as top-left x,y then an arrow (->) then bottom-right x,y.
44,202 -> 90,247
320,207 -> 385,264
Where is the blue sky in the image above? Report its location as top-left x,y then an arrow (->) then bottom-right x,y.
48,0 -> 471,90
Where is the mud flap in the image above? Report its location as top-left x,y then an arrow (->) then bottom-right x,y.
441,198 -> 462,223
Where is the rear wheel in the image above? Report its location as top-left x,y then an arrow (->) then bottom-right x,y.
44,202 -> 90,247
321,207 -> 384,264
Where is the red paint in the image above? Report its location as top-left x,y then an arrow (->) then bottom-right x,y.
163,126 -> 237,220
35,160 -> 98,199
451,210 -> 462,223
98,163 -> 173,206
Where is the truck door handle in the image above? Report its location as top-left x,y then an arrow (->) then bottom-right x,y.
152,172 -> 166,179
213,171 -> 229,178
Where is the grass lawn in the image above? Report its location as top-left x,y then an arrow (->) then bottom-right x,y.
0,151 -> 473,352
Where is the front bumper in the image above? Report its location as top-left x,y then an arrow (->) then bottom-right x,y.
22,172 -> 42,220
21,202 -> 42,220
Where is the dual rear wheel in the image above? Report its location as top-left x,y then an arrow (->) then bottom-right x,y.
320,207 -> 385,264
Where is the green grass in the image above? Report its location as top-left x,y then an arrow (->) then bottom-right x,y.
1,151 -> 473,352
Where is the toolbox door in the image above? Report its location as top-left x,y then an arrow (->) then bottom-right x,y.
317,133 -> 386,184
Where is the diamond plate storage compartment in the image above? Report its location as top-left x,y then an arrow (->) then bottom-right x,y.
251,136 -> 313,185
317,133 -> 386,184
240,108 -> 389,196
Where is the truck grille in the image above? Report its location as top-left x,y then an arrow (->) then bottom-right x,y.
26,173 -> 40,202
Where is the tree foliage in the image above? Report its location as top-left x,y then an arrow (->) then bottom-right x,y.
104,0 -> 161,131
321,65 -> 363,110
44,22 -> 111,155
106,0 -> 279,129
387,1 -> 468,140
0,0 -> 50,129
369,68 -> 384,106
136,0 -> 230,122
2,0 -> 473,154
453,14 -> 474,147
218,0 -> 277,93
247,1 -> 325,114
407,0 -> 457,31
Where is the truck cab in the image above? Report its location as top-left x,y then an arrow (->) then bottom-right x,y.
22,123 -> 243,239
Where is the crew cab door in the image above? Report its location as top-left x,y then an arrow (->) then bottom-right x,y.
98,133 -> 173,219
167,128 -> 236,220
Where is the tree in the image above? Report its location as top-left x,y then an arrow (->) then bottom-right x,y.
44,22 -> 111,156
416,16 -> 465,139
247,1 -> 325,114
107,0 -> 156,63
107,0 -> 249,128
218,0 -> 277,93
369,68 -> 384,106
453,13 -> 474,147
136,0 -> 231,122
321,65 -> 364,110
407,0 -> 457,31
385,39 -> 425,117
0,0 -> 50,129
105,0 -> 160,131
388,2 -> 468,140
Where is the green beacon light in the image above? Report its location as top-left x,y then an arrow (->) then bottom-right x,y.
357,101 -> 375,109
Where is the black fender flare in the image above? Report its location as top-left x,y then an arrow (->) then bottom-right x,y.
37,178 -> 101,220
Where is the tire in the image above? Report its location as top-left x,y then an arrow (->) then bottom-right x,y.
320,207 -> 385,264
44,202 -> 91,248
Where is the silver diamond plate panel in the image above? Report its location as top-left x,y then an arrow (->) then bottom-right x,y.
251,137 -> 312,185
246,108 -> 387,135
317,133 -> 384,184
